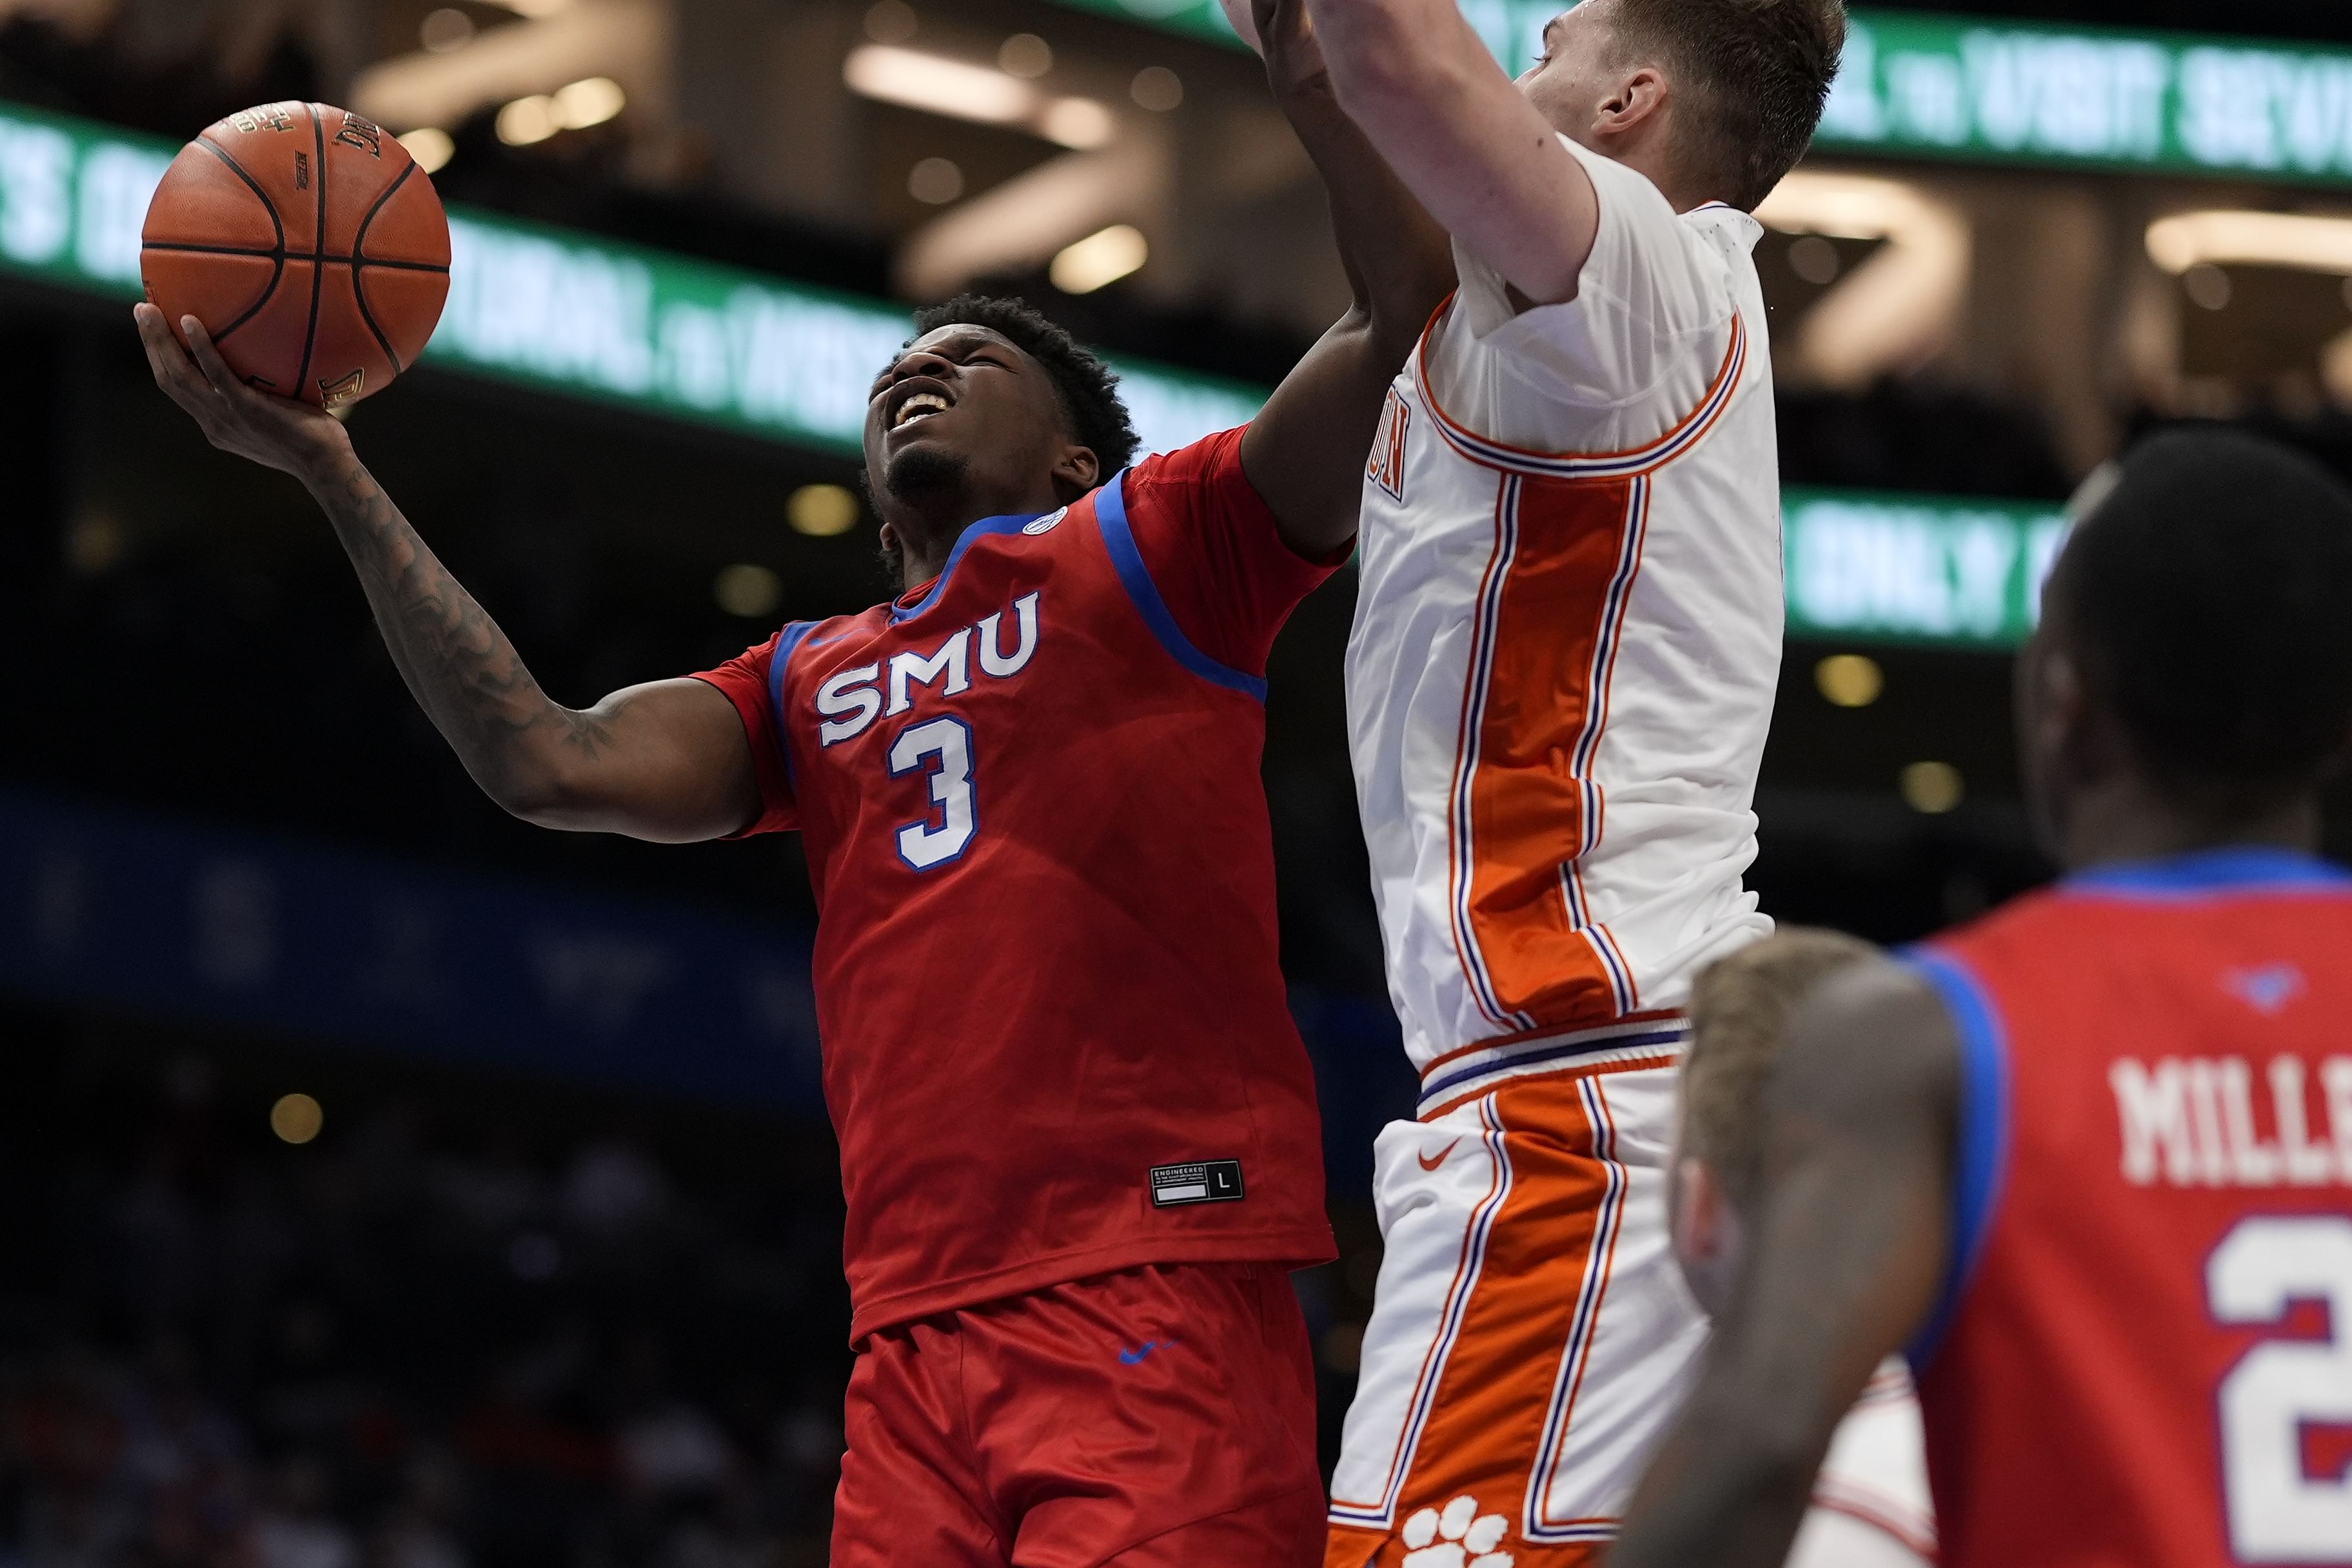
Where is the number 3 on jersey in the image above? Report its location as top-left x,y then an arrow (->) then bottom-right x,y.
889,717 -> 977,870
2209,1215 -> 2352,1562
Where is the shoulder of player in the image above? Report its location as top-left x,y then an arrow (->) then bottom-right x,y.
771,609 -> 893,674
1772,956 -> 1965,1144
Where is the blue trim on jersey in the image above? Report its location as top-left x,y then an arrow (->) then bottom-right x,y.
1093,470 -> 1269,702
2064,847 -> 2352,897
766,622 -> 819,781
890,512 -> 1049,625
1415,1026 -> 1689,1105
1902,946 -> 2012,1373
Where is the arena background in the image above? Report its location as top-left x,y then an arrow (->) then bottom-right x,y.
3,1 -> 2351,1563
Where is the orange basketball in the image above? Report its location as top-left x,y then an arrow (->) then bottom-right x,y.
141,102 -> 450,411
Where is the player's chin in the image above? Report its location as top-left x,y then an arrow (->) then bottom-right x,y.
881,439 -> 969,502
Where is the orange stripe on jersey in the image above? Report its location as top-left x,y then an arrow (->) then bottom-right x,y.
1367,1079 -> 1623,1548
1451,475 -> 1650,1028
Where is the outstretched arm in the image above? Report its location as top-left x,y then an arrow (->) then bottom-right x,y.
135,304 -> 762,843
1300,0 -> 1601,306
1238,0 -> 1457,562
1610,959 -> 1962,1568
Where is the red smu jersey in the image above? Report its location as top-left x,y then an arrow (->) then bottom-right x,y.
695,429 -> 1338,1340
1908,849 -> 2352,1568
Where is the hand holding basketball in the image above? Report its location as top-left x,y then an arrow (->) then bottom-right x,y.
135,302 -> 353,483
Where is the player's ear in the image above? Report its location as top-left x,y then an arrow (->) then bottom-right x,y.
1670,1156 -> 1723,1264
1670,1156 -> 1740,1315
1053,444 -> 1102,501
1596,66 -> 1668,136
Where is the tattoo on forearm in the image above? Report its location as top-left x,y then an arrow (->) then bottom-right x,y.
314,458 -> 606,805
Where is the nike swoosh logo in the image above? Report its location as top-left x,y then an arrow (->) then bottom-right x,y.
1418,1139 -> 1461,1172
1119,1338 -> 1173,1366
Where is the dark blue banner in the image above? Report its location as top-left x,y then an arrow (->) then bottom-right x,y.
0,790 -> 1418,1191
0,789 -> 825,1107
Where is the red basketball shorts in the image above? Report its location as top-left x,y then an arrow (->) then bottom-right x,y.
832,1261 -> 1325,1568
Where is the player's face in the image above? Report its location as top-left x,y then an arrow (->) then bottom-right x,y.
864,326 -> 1088,512
1518,4 -> 1628,146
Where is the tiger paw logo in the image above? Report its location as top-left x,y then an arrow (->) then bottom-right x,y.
1400,1496 -> 1512,1568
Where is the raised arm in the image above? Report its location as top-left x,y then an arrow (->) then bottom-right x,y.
1609,959 -> 1961,1568
134,304 -> 762,844
1238,0 -> 1458,562
1299,0 -> 1601,306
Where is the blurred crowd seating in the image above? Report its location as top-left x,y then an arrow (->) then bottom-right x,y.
0,1012 -> 854,1568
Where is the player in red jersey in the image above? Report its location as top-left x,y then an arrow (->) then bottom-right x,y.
1610,426 -> 2352,1568
128,6 -> 1456,1561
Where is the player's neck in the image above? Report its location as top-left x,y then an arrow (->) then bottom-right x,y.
2061,779 -> 2322,875
886,483 -> 1067,588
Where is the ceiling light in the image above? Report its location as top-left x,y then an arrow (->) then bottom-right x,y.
1815,654 -> 1883,708
496,95 -> 558,146
1754,170 -> 1970,392
398,127 -> 455,174
714,564 -> 784,617
1040,97 -> 1116,150
1757,170 -> 1937,241
845,44 -> 1036,126
1132,66 -> 1183,112
789,485 -> 862,538
554,76 -> 626,129
909,157 -> 964,205
999,34 -> 1054,79
1900,761 -> 1965,815
420,7 -> 475,52
1052,224 -> 1147,294
2146,210 -> 2352,276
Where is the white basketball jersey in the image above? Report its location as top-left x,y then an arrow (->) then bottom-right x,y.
1347,137 -> 1782,1090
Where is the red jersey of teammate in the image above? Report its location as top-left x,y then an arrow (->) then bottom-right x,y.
1907,848 -> 2352,1568
695,428 -> 1338,1340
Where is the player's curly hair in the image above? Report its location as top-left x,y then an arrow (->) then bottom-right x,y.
910,295 -> 1140,476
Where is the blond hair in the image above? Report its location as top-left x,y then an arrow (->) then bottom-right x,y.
1683,928 -> 1878,1207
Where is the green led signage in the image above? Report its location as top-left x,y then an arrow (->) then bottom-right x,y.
0,97 -> 2072,651
1054,1 -> 2352,185
0,99 -> 1264,458
1783,487 -> 2068,649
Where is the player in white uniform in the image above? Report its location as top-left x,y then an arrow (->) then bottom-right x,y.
1248,1 -> 1919,1563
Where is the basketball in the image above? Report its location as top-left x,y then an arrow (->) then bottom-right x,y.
141,101 -> 450,411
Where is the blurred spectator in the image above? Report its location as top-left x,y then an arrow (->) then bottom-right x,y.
251,1455 -> 355,1568
0,1024 -> 854,1568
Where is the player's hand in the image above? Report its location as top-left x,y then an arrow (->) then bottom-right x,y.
134,303 -> 354,484
1252,0 -> 1332,104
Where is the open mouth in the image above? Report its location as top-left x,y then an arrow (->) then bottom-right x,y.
892,391 -> 951,431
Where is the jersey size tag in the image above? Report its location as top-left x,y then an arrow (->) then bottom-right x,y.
1149,1159 -> 1245,1208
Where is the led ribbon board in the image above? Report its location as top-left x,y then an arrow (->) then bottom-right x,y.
1783,487 -> 2068,649
0,99 -> 1264,458
0,98 -> 2070,649
1054,1 -> 2352,185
